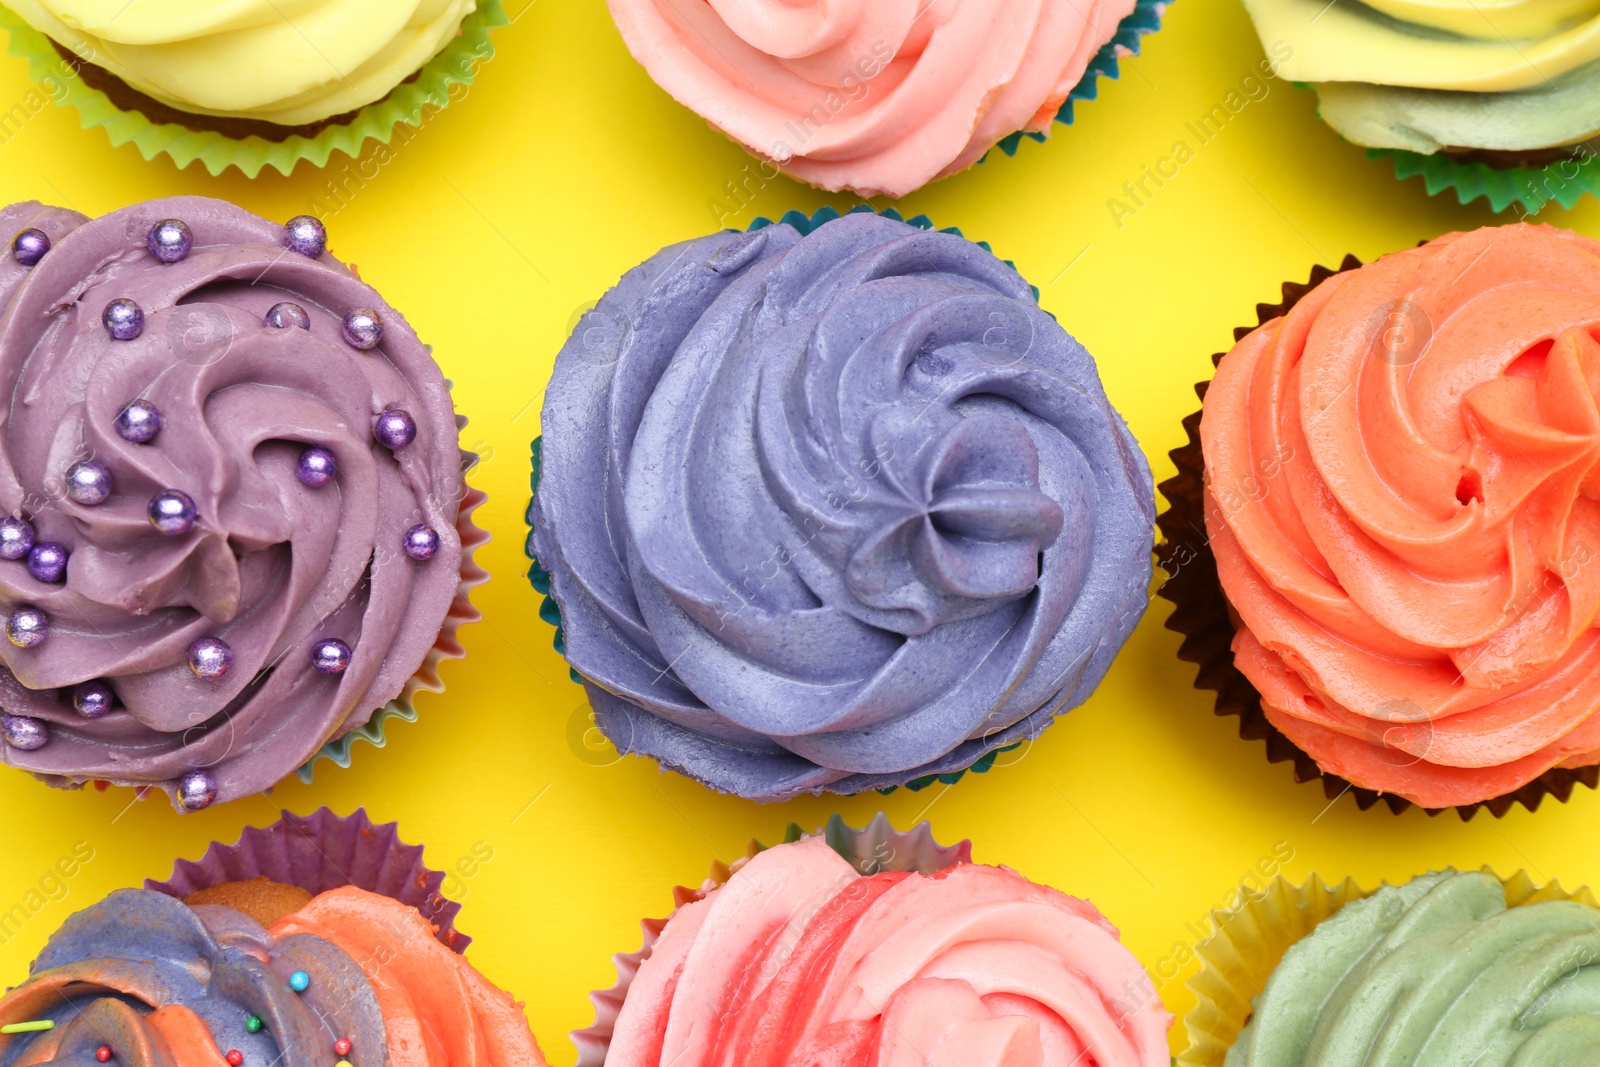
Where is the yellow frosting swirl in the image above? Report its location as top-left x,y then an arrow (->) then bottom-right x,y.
10,0 -> 476,125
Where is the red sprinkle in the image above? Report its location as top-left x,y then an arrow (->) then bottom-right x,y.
225,1052 -> 244,1066
333,1038 -> 353,1056
94,1049 -> 111,1064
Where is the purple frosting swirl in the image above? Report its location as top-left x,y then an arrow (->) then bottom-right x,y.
533,214 -> 1154,800
0,198 -> 464,810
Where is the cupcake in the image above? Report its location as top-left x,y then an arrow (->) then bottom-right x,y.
0,808 -> 548,1065
606,0 -> 1165,199
1241,0 -> 1600,211
0,1 -> 503,175
1167,222 -> 1600,814
529,210 -> 1155,801
0,197 -> 483,812
575,814 -> 1173,1066
1185,869 -> 1600,1066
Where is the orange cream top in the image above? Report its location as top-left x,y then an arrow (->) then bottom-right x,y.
1202,223 -> 1600,808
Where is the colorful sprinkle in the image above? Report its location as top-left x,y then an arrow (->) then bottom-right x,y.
176,769 -> 217,812
95,1047 -> 112,1064
245,1016 -> 262,1034
333,1038 -> 352,1056
225,1051 -> 244,1066
11,228 -> 49,267
0,1021 -> 54,1033
101,299 -> 144,341
289,970 -> 310,993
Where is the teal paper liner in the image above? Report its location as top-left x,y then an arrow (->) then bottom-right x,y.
989,0 -> 1170,161
1370,146 -> 1600,215
526,206 -> 1040,793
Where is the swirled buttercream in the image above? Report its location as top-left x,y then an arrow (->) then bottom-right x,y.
0,197 -> 468,811
532,213 -> 1154,800
1227,871 -> 1600,1065
0,886 -> 545,1066
606,834 -> 1171,1067
7,0 -> 476,126
1202,223 -> 1600,808
605,0 -> 1140,198
1243,0 -> 1600,152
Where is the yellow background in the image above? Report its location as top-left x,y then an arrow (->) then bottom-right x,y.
0,0 -> 1594,1062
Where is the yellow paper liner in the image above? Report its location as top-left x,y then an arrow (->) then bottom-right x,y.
1180,870 -> 1600,1067
0,1 -> 507,177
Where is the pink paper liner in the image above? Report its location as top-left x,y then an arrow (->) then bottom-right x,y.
144,806 -> 469,954
570,812 -> 970,1066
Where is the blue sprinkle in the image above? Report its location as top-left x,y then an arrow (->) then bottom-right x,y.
289,970 -> 310,993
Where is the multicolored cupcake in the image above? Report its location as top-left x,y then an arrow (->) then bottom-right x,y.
529,210 -> 1155,801
606,0 -> 1166,198
0,1 -> 505,175
0,197 -> 484,812
1242,0 -> 1600,211
0,808 -> 547,1066
1183,868 -> 1600,1066
576,814 -> 1173,1066
1163,223 -> 1600,814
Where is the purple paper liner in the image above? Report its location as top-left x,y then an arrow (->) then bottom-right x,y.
145,806 -> 469,954
570,812 -> 970,1066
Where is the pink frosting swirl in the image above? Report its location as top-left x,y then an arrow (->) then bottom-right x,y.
605,0 -> 1139,198
604,835 -> 1171,1067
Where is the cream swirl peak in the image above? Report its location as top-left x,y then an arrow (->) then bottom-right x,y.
606,0 -> 1141,198
8,0 -> 478,126
0,197 -> 469,812
601,832 -> 1172,1066
532,212 -> 1154,800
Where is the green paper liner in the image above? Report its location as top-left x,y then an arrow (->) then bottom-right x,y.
1370,146 -> 1600,216
1179,870 -> 1599,1067
1156,255 -> 1600,819
569,813 -> 972,1066
989,0 -> 1169,161
0,0 -> 507,177
526,206 -> 1046,796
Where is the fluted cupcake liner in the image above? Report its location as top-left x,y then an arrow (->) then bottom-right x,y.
526,205 -> 1039,795
0,0 -> 506,177
300,415 -> 489,784
988,0 -> 1169,162
145,806 -> 471,954
1178,869 -> 1598,1066
1371,146 -> 1600,216
570,813 -> 969,1067
1156,257 -> 1600,819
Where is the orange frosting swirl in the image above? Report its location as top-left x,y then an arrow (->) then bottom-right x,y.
1202,223 -> 1600,808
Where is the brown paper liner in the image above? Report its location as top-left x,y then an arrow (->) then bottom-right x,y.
1155,257 -> 1600,819
1178,869 -> 1599,1067
144,806 -> 470,954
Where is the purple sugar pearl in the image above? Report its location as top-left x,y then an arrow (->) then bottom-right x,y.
72,679 -> 114,719
0,516 -> 34,560
177,769 -> 217,811
187,637 -> 232,680
341,309 -> 382,350
27,542 -> 67,583
7,606 -> 47,648
102,299 -> 144,341
283,215 -> 327,258
310,638 -> 352,675
297,446 -> 336,487
115,399 -> 162,443
66,461 -> 112,505
11,228 -> 49,267
148,489 -> 197,535
265,302 -> 311,330
2,713 -> 46,750
403,524 -> 440,561
146,219 -> 192,263
373,409 -> 416,451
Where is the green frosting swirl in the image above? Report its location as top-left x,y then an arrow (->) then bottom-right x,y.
1227,872 -> 1600,1065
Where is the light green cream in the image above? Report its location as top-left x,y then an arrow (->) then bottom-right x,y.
1226,872 -> 1600,1065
